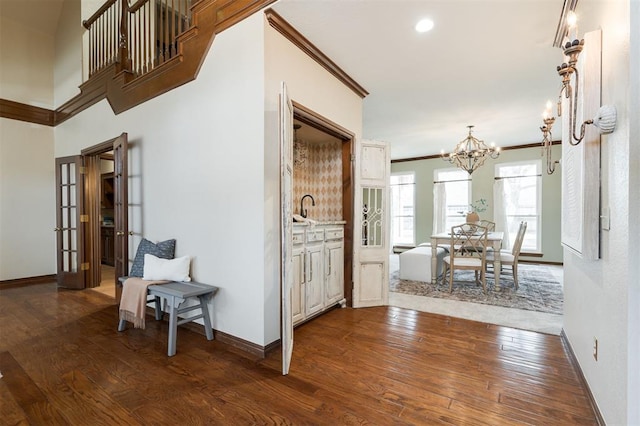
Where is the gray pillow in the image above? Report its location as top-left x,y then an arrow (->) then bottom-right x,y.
129,238 -> 176,277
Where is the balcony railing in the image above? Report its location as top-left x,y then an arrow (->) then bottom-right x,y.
83,0 -> 192,78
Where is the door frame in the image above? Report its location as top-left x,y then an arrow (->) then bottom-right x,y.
292,101 -> 355,306
81,135 -> 128,294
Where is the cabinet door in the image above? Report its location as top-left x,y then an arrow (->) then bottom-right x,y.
325,241 -> 344,306
305,244 -> 324,316
292,245 -> 305,324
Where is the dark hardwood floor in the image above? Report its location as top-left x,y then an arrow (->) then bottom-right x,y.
0,281 -> 597,425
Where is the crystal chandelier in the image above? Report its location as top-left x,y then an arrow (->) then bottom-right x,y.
441,125 -> 500,175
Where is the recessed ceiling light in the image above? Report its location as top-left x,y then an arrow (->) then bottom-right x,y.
415,18 -> 434,33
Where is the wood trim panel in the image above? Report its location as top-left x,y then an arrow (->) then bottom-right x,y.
265,9 -> 369,99
0,99 -> 54,126
560,330 -> 606,426
0,275 -> 57,290
391,140 -> 562,163
159,309 -> 271,358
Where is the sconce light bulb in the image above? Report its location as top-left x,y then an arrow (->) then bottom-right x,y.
567,11 -> 577,28
546,100 -> 553,111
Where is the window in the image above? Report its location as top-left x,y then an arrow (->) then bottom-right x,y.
433,168 -> 471,233
495,161 -> 542,252
390,173 -> 415,246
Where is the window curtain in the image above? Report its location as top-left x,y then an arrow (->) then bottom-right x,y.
493,179 -> 511,249
433,182 -> 447,234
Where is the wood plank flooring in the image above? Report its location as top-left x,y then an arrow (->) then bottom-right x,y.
0,281 -> 597,425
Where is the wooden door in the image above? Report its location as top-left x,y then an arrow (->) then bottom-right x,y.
54,156 -> 86,289
113,133 -> 129,302
352,140 -> 391,307
280,82 -> 294,375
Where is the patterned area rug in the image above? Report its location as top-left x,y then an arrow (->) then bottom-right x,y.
390,264 -> 563,315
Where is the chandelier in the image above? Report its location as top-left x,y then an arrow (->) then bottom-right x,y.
293,124 -> 307,166
441,125 -> 500,174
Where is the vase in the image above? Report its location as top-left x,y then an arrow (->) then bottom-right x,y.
466,212 -> 479,223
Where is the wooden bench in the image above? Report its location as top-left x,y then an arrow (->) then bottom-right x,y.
118,278 -> 218,356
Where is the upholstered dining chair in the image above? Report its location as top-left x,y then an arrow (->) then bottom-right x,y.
441,223 -> 489,293
487,221 -> 528,289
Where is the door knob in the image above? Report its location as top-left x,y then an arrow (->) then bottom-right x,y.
54,227 -> 61,231
116,231 -> 124,236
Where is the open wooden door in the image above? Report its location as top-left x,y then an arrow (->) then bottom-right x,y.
280,82 -> 294,375
54,156 -> 86,289
113,133 -> 129,303
352,140 -> 390,307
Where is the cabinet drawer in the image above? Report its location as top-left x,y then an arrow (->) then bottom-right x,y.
306,229 -> 325,243
292,231 -> 305,245
325,228 -> 344,241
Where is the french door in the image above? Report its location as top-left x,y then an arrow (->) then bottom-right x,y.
112,133 -> 129,302
352,140 -> 390,307
54,156 -> 86,289
55,133 -> 129,294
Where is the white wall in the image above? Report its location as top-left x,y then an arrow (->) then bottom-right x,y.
562,1 -> 638,425
391,144 -> 563,263
263,15 -> 363,344
55,13 -> 268,345
54,0 -> 83,107
0,119 -> 55,280
0,17 -> 54,108
0,13 -> 56,281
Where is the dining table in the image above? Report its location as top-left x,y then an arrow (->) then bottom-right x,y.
430,231 -> 505,288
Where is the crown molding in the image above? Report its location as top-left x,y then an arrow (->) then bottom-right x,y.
265,8 -> 368,99
391,140 -> 562,164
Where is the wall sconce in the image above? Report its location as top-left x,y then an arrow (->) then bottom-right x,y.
541,101 -> 559,174
556,11 -> 617,146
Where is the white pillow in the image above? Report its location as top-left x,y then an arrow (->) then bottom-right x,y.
143,254 -> 191,282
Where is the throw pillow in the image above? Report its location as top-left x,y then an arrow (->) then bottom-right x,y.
129,238 -> 176,277
143,254 -> 191,282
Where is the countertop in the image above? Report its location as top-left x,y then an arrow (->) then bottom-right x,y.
293,220 -> 346,227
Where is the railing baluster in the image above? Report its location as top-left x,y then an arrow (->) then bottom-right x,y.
83,0 -> 193,78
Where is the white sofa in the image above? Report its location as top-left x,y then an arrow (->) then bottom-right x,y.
399,244 -> 447,282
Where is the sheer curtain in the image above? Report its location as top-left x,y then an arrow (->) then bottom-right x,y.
493,178 -> 511,249
433,182 -> 447,235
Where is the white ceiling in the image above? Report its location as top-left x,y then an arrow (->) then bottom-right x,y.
272,0 -> 566,159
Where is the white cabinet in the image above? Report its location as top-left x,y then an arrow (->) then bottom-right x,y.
325,241 -> 344,306
291,244 -> 305,324
292,223 -> 345,326
305,242 -> 324,316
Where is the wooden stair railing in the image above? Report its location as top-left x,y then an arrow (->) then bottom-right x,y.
54,0 -> 276,124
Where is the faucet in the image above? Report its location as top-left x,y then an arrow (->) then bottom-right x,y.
300,194 -> 315,218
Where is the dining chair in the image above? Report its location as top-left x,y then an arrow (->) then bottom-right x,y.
487,221 -> 528,289
479,219 -> 496,231
441,223 -> 489,293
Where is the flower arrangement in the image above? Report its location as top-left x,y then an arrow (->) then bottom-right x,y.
469,198 -> 488,213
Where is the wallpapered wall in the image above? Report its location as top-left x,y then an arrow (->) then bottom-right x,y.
293,140 -> 343,221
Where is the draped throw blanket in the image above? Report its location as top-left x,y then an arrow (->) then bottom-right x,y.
119,277 -> 168,329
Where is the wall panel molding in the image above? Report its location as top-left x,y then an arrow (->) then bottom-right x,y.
0,99 -> 55,126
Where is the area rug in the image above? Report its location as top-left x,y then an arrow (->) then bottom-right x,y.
390,264 -> 563,315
